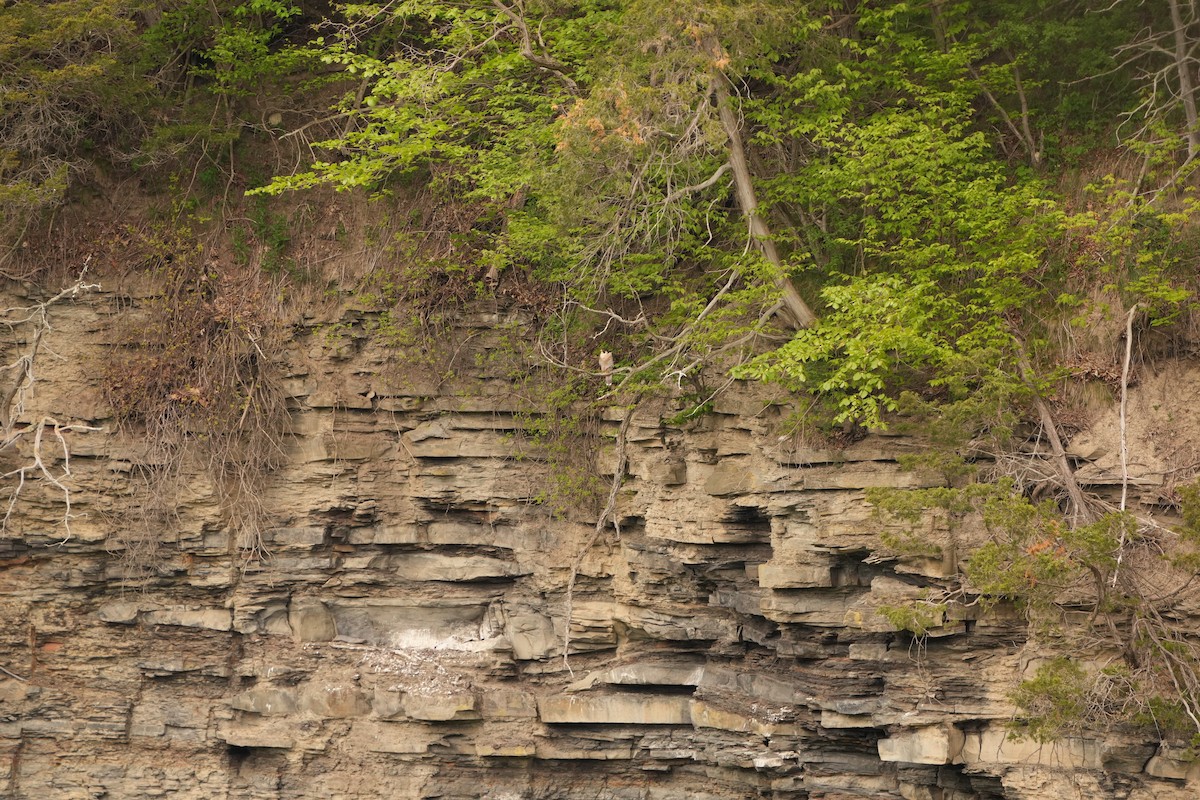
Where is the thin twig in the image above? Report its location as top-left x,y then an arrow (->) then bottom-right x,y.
0,664 -> 28,681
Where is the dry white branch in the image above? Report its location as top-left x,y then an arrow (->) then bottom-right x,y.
663,162 -> 731,205
0,267 -> 100,436
1112,303 -> 1139,587
0,270 -> 101,543
0,664 -> 28,681
1,417 -> 102,544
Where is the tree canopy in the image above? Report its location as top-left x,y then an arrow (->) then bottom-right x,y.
3,0 -> 1198,429
237,0 -> 1196,426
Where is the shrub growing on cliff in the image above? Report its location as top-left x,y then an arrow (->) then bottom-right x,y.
872,474 -> 1200,749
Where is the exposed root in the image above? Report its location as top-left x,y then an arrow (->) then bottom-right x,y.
562,401 -> 637,675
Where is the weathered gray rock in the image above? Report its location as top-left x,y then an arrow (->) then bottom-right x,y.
288,597 -> 337,642
371,552 -> 525,582
301,684 -> 371,718
216,720 -> 295,749
402,691 -> 479,721
878,725 -> 965,765
231,687 -> 299,716
538,693 -> 693,725
1144,752 -> 1199,780
269,525 -> 327,549
142,607 -> 232,631
3,286 -> 1197,800
95,600 -> 140,624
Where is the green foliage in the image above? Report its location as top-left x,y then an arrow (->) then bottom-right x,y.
1058,176 -> 1197,326
869,480 -> 1135,621
1008,658 -> 1091,742
519,397 -> 607,519
738,6 -> 1061,427
949,0 -> 1140,165
911,487 -> 1133,614
231,196 -> 296,276
875,478 -> 1200,747
1173,481 -> 1200,573
0,0 -> 145,246
233,0 -> 1200,433
1011,657 -> 1200,750
878,602 -> 947,638
734,2 -> 1195,429
5,0 -> 1200,746
254,0 -> 577,196
199,0 -> 304,97
140,0 -> 305,96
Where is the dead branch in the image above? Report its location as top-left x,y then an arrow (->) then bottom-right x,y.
1014,343 -> 1093,526
0,664 -> 28,681
1111,0 -> 1200,160
0,268 -> 100,436
1167,0 -> 1200,158
969,60 -> 1041,166
0,272 -> 102,544
1112,304 -> 1139,586
1,417 -> 102,544
663,163 -> 731,204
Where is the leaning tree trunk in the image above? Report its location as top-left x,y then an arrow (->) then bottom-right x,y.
1167,0 -> 1200,159
712,74 -> 818,330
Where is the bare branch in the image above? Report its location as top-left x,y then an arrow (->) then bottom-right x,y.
0,664 -> 28,682
0,269 -> 101,543
1111,304 -> 1139,587
0,266 -> 100,437
491,0 -> 579,95
1014,342 -> 1093,526
1167,0 -> 1200,157
2,417 -> 102,544
662,162 -> 731,204
707,47 -> 817,330
970,62 -> 1041,166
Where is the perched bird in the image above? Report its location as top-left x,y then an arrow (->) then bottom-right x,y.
598,351 -> 614,386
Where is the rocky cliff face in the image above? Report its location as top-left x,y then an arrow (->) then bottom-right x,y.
1,281 -> 1197,800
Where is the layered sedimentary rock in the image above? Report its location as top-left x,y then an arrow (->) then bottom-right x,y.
1,284 -> 1196,799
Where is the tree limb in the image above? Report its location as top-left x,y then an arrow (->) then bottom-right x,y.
492,0 -> 579,95
0,270 -> 102,543
1014,343 -> 1093,526
707,51 -> 817,330
663,163 -> 731,204
1112,303 -> 1139,587
1167,0 -> 1200,158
